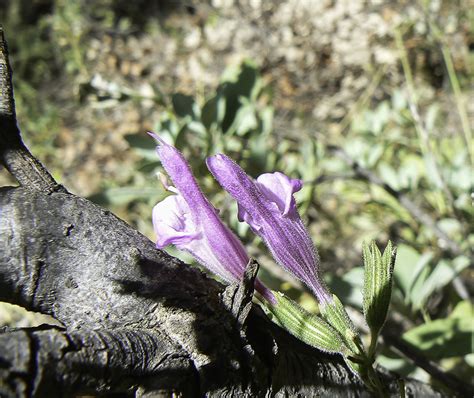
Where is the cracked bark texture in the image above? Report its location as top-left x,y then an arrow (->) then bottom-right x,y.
0,28 -> 445,397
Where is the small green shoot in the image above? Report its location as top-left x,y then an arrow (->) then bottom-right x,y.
363,241 -> 397,358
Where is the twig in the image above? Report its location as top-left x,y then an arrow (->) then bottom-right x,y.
0,27 -> 66,193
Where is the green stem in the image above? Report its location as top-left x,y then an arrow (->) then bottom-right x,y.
366,364 -> 389,398
367,330 -> 379,361
352,356 -> 388,398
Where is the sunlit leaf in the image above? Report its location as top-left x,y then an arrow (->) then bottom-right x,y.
125,134 -> 157,160
411,257 -> 470,310
378,163 -> 400,190
403,301 -> 473,359
393,244 -> 421,297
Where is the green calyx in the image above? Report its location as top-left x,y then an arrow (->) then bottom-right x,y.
263,291 -> 345,354
319,294 -> 364,357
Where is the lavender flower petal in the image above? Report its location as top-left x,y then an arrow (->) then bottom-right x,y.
153,194 -> 199,248
207,154 -> 331,305
255,172 -> 302,217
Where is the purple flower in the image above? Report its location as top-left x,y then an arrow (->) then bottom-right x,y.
206,154 -> 331,305
150,134 -> 274,304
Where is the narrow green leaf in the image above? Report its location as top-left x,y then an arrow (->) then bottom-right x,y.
125,134 -> 157,161
201,96 -> 219,129
171,93 -> 196,118
393,244 -> 420,297
363,241 -> 397,336
263,292 -> 345,354
411,256 -> 470,311
405,251 -> 434,301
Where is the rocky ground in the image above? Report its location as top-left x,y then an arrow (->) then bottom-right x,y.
2,1 -> 470,197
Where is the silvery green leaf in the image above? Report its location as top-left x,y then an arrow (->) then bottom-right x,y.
171,93 -> 197,119
264,292 -> 345,354
363,241 -> 397,336
411,256 -> 470,311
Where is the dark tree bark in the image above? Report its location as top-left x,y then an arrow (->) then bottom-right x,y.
0,28 -> 445,397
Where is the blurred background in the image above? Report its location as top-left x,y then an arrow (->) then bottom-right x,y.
0,0 -> 472,393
